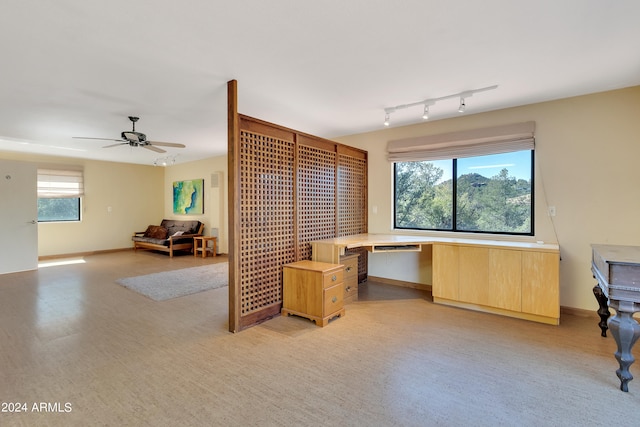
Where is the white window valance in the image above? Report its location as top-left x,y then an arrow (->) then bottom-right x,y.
387,121 -> 535,162
37,169 -> 84,198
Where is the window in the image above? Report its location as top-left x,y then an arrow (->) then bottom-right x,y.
37,169 -> 84,222
389,122 -> 536,236
38,198 -> 81,222
394,150 -> 533,235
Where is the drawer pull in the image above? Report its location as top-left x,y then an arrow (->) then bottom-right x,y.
346,286 -> 351,292
331,274 -> 337,281
332,296 -> 337,303
346,266 -> 352,272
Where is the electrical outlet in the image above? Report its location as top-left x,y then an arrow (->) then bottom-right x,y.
548,206 -> 556,217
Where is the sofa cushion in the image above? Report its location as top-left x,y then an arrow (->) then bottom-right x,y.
160,220 -> 201,236
143,225 -> 169,240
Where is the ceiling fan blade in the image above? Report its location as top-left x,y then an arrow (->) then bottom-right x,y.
103,142 -> 128,148
73,137 -> 123,142
146,140 -> 186,148
143,144 -> 166,153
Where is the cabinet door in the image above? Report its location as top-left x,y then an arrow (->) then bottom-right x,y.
522,251 -> 560,317
489,249 -> 522,311
432,244 -> 459,300
459,246 -> 489,305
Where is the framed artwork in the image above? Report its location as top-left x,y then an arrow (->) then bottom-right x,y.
173,179 -> 204,215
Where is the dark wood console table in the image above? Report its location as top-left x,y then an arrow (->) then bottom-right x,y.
591,244 -> 640,392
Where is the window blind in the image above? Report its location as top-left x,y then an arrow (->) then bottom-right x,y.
37,169 -> 84,198
387,121 -> 535,162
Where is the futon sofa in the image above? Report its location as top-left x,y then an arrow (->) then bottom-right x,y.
132,219 -> 204,257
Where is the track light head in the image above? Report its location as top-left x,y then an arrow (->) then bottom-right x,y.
422,104 -> 429,120
384,112 -> 390,126
458,97 -> 466,113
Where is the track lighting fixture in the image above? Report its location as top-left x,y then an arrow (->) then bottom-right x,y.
381,85 -> 497,126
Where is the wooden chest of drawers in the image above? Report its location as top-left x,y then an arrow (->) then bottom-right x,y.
282,260 -> 345,327
341,253 -> 360,304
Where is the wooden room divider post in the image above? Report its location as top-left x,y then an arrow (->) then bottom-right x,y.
227,80 -> 240,332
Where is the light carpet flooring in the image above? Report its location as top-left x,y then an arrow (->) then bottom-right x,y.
0,250 -> 639,426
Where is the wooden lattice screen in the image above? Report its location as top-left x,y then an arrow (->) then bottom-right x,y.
237,129 -> 296,325
228,80 -> 367,332
296,141 -> 337,261
338,148 -> 369,282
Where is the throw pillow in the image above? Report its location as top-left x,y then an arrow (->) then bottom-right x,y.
143,225 -> 169,239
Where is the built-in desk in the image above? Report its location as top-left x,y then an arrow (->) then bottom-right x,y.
311,233 -> 560,325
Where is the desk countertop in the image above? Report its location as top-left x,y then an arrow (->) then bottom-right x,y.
313,233 -> 560,253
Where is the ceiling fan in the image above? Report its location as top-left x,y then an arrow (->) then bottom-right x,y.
73,116 -> 186,153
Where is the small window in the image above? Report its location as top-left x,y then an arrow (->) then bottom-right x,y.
38,198 -> 81,222
37,169 -> 84,223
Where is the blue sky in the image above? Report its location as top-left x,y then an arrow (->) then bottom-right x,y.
433,150 -> 531,183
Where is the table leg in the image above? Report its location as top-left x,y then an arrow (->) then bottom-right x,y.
608,302 -> 640,392
592,284 -> 610,337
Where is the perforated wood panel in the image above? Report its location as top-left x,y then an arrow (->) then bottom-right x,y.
297,144 -> 337,261
229,102 -> 367,332
238,130 -> 296,318
338,153 -> 367,237
338,152 -> 368,280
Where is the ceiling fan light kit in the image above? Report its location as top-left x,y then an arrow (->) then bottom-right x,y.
73,116 -> 186,154
153,154 -> 178,167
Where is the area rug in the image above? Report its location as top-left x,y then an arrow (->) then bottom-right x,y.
116,262 -> 228,301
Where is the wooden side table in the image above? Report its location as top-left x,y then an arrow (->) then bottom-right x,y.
193,236 -> 217,258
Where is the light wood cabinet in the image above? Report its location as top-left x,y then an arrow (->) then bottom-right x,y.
521,251 -> 560,318
432,244 -> 459,301
341,253 -> 359,304
281,260 -> 345,327
459,246 -> 489,305
432,243 -> 560,325
489,248 -> 522,312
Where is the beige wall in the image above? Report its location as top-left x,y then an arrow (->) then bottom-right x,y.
334,85 -> 640,312
163,155 -> 228,254
0,149 -> 229,258
0,152 -> 164,257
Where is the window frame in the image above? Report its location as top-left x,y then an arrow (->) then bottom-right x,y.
36,168 -> 84,223
393,150 -> 535,236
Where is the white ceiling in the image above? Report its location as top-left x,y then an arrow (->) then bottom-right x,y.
1,1 -> 639,165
